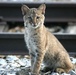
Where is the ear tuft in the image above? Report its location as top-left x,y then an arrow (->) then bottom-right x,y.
21,5 -> 29,15
38,4 -> 46,14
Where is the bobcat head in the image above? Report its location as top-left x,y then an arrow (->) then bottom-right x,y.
21,4 -> 46,29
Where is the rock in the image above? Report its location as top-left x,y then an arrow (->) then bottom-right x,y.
41,63 -> 45,70
51,73 -> 71,75
46,26 -> 64,33
6,72 -> 16,75
16,59 -> 25,66
0,68 -> 5,74
43,71 -> 51,75
70,57 -> 76,64
65,22 -> 76,34
51,72 -> 59,75
69,70 -> 76,75
8,62 -> 21,68
61,73 -> 70,75
17,67 -> 30,75
6,55 -> 19,63
20,58 -> 31,67
0,58 -> 7,67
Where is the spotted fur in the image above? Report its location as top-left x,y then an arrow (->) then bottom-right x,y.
21,4 -> 73,75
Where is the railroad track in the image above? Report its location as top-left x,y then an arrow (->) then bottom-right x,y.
0,33 -> 75,56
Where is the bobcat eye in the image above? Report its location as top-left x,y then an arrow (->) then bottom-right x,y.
37,16 -> 40,19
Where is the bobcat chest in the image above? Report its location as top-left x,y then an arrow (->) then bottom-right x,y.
24,29 -> 39,53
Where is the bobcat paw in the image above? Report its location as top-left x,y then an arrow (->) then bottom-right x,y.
56,68 -> 65,74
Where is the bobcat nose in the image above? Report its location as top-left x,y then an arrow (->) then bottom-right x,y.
32,22 -> 36,26
32,18 -> 36,26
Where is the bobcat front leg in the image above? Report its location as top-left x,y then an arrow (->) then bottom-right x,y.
31,50 -> 45,75
30,53 -> 35,71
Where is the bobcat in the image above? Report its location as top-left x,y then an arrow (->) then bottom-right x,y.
21,4 -> 73,75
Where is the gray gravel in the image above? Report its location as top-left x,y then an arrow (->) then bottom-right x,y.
0,55 -> 75,75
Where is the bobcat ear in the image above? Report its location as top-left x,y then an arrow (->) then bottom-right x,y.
21,5 -> 29,15
38,4 -> 46,14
